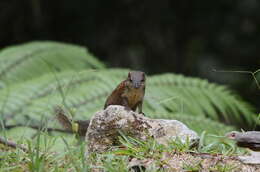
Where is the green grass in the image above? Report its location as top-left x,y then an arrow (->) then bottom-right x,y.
0,129 -> 245,172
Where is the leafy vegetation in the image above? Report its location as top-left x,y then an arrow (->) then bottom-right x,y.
147,74 -> 255,127
0,41 -> 256,137
0,41 -> 258,171
0,131 -> 249,171
0,41 -> 104,87
0,70 -> 255,128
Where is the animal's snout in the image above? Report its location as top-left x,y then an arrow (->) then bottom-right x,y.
133,82 -> 141,88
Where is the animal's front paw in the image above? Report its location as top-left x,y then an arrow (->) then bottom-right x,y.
124,106 -> 131,111
140,112 -> 146,116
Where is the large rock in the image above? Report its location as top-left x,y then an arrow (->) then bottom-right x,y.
86,105 -> 199,154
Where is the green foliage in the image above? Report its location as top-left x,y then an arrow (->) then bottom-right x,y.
182,161 -> 203,172
0,130 -> 244,172
0,132 -> 88,171
169,113 -> 235,135
0,69 -> 127,126
146,74 -> 256,127
0,41 -> 257,161
0,42 -> 254,134
209,164 -> 237,172
0,41 -> 105,87
99,154 -> 129,172
0,68 -> 254,131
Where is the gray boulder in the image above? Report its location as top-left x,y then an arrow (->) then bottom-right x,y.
86,105 -> 199,154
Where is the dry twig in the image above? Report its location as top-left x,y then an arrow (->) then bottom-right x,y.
0,136 -> 28,152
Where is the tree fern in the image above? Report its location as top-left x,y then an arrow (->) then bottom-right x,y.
0,42 -> 256,130
166,113 -> 235,135
0,69 -> 256,130
0,69 -> 127,126
146,74 -> 256,128
0,41 -> 105,87
0,113 -> 234,143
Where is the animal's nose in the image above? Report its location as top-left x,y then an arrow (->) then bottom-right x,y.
133,82 -> 140,88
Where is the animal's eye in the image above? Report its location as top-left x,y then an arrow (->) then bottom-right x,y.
141,79 -> 145,82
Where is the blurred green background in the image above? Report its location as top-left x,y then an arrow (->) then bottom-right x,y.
0,1 -> 259,134
0,0 -> 259,110
0,2 -> 259,171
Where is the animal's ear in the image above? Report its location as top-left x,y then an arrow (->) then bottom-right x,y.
142,72 -> 146,79
128,72 -> 131,79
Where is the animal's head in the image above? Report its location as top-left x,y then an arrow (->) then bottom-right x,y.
126,71 -> 146,89
225,131 -> 240,140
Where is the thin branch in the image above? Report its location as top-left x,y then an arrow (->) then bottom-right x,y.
213,69 -> 260,90
188,151 -> 237,160
0,136 -> 28,152
4,124 -> 73,134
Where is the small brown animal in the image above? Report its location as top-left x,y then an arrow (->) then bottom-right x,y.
104,71 -> 146,113
226,131 -> 260,151
226,131 -> 260,164
56,71 -> 146,136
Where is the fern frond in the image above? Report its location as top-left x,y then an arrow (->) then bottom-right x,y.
169,113 -> 234,135
145,74 -> 256,127
0,69 -> 128,125
0,69 -> 255,130
0,41 -> 105,86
